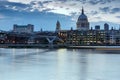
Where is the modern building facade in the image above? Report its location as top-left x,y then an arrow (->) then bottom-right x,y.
58,29 -> 120,46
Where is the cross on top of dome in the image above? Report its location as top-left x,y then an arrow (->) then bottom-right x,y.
82,6 -> 84,14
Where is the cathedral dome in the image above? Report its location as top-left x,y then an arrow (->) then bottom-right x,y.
78,14 -> 88,21
77,8 -> 88,21
76,7 -> 89,30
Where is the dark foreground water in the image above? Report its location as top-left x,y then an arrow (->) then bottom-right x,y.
0,48 -> 120,80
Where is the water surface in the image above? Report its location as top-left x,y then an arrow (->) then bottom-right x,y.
0,48 -> 120,80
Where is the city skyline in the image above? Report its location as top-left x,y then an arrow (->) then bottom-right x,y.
0,0 -> 120,31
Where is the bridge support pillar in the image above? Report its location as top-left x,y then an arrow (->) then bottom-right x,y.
46,37 -> 56,48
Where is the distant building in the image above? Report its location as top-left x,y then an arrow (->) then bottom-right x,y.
0,31 -> 7,44
95,25 -> 100,30
13,24 -> 34,33
104,23 -> 109,31
76,7 -> 89,30
56,20 -> 61,32
60,29 -> 120,46
1,7 -> 120,46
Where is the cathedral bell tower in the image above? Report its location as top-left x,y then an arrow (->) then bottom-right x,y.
56,20 -> 61,32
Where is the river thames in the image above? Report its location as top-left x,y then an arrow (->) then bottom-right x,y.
0,48 -> 120,80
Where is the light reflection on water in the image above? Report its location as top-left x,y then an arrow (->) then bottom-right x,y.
0,48 -> 120,80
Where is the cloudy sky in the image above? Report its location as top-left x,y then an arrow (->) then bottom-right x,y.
0,0 -> 120,31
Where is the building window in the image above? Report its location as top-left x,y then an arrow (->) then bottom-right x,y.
81,23 -> 85,27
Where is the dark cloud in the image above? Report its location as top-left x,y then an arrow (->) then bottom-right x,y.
66,8 -> 69,10
0,1 -> 55,14
99,7 -> 110,13
60,6 -> 63,8
94,17 -> 101,19
56,0 -> 67,2
79,0 -> 86,4
69,3 -> 77,6
0,1 -> 60,19
55,0 -> 115,5
110,8 -> 120,14
0,1 -> 29,8
89,0 -> 101,5
0,0 -> 119,17
90,11 -> 98,15
0,1 -> 30,13
116,16 -> 120,18
30,1 -> 43,7
99,6 -> 120,14
88,0 -> 115,5
0,0 -> 7,1
42,1 -> 53,4
0,1 -> 38,18
70,12 -> 77,16
42,8 -> 55,12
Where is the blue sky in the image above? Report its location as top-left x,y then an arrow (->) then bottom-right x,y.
0,0 -> 120,31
